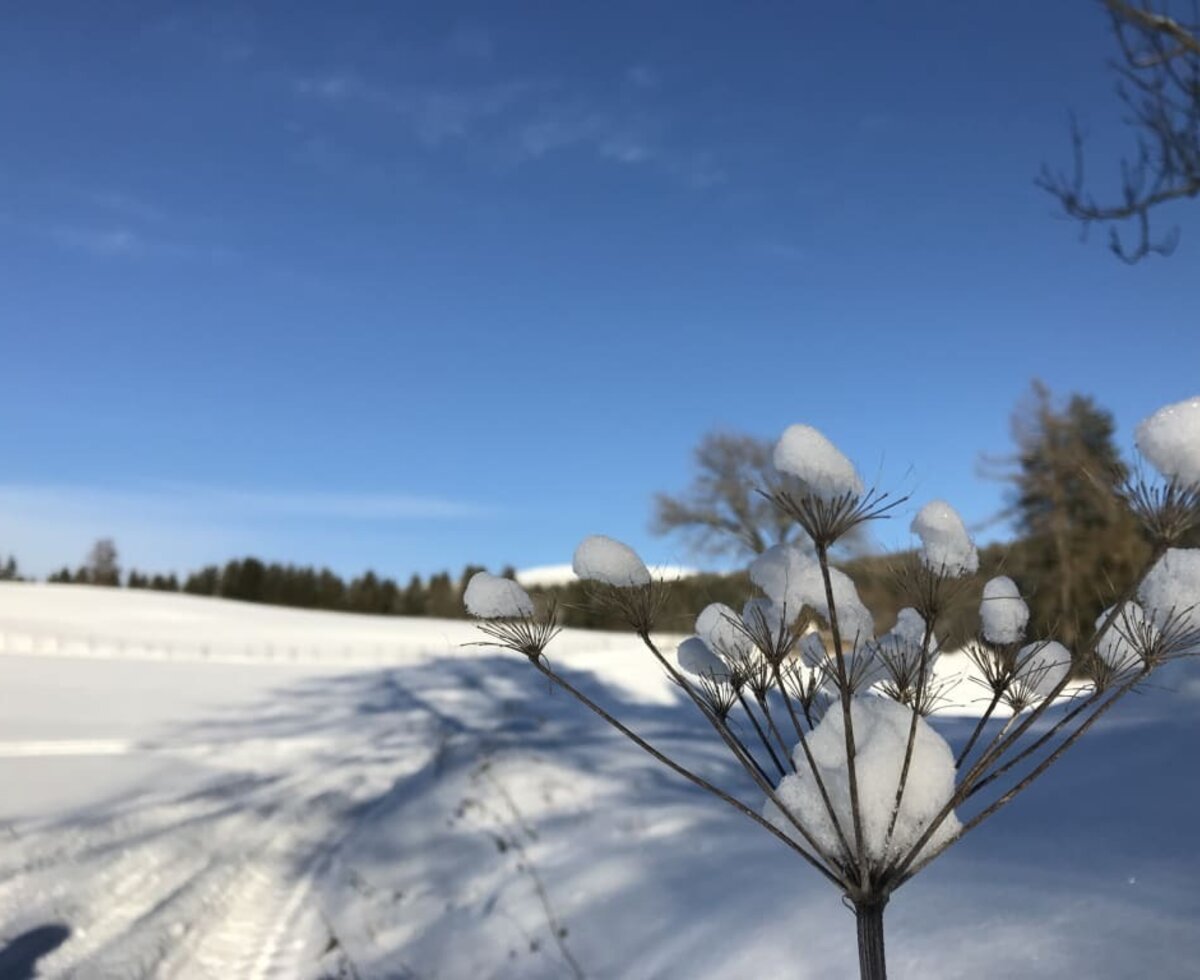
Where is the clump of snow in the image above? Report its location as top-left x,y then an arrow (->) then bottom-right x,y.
772,424 -> 864,502
911,500 -> 979,576
765,695 -> 960,864
741,597 -> 785,634
1015,641 -> 1073,698
749,544 -> 874,645
1095,602 -> 1157,671
1139,548 -> 1200,639
870,608 -> 938,674
463,572 -> 534,619
677,636 -> 731,682
1135,396 -> 1200,488
799,632 -> 828,669
696,603 -> 750,659
572,535 -> 651,587
980,576 -> 1029,645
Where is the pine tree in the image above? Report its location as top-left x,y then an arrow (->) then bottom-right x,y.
999,382 -> 1147,648
401,574 -> 426,615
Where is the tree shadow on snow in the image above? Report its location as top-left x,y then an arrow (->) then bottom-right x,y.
0,924 -> 70,980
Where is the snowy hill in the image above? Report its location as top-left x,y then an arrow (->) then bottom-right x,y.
0,583 -> 1197,977
516,563 -> 699,588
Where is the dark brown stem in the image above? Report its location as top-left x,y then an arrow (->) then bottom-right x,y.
855,898 -> 888,980
954,689 -> 1002,769
636,633 -> 850,882
816,543 -> 869,886
966,691 -> 1101,799
957,677 -> 1139,837
882,619 -> 935,851
736,688 -> 789,777
757,694 -> 794,766
530,658 -> 844,888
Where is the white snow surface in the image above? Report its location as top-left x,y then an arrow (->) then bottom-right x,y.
464,572 -> 535,619
911,500 -> 979,576
1139,548 -> 1200,640
767,696 -> 961,865
1135,395 -> 1200,488
2,582 -> 1200,978
516,563 -> 697,588
980,576 -> 1029,645
571,535 -> 652,587
772,424 -> 864,501
749,544 -> 875,644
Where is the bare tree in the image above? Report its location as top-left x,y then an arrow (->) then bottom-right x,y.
1040,1 -> 1200,261
86,538 -> 120,587
652,431 -> 801,558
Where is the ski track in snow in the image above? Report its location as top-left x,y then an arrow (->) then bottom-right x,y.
0,661 -> 451,980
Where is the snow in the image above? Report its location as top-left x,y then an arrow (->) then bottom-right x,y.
772,424 -> 864,501
1,582 -> 1199,977
911,500 -> 979,576
1096,602 -> 1156,671
766,696 -> 961,865
571,535 -> 652,587
695,602 -> 750,659
464,572 -> 535,619
676,636 -> 730,682
1015,641 -> 1074,698
980,576 -> 1029,645
749,544 -> 875,645
869,607 -> 938,675
1135,395 -> 1200,488
516,563 -> 697,588
1139,548 -> 1200,639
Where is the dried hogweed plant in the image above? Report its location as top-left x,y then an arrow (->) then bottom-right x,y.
464,397 -> 1200,980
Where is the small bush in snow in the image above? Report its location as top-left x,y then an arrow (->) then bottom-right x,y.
467,398 -> 1200,980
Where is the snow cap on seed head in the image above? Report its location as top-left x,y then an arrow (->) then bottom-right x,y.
572,535 -> 651,587
1138,548 -> 1200,641
1135,396 -> 1200,488
748,543 -> 874,644
912,500 -> 979,576
980,576 -> 1029,645
463,572 -> 535,619
772,424 -> 864,502
676,636 -> 732,683
696,602 -> 751,658
1015,641 -> 1072,699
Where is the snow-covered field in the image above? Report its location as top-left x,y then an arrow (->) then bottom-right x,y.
0,582 -> 1198,978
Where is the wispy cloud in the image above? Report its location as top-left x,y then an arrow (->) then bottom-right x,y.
290,66 -> 724,187
513,105 -> 655,165
48,225 -> 146,257
292,73 -> 529,147
0,484 -> 489,523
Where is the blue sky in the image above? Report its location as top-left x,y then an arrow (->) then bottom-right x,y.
3,1 -> 1198,581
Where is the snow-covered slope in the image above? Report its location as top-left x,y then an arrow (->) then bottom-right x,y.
0,583 -> 1197,978
516,563 -> 698,588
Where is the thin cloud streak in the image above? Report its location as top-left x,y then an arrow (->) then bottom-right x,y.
0,484 -> 490,523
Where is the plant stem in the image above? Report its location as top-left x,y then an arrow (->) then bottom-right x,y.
954,689 -> 1002,769
855,898 -> 888,980
529,658 -> 844,887
736,688 -> 789,777
816,543 -> 869,888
